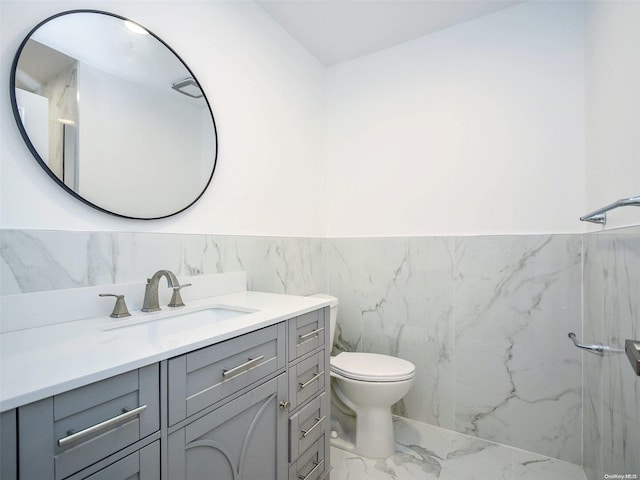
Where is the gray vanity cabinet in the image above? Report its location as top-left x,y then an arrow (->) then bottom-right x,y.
166,323 -> 289,480
4,306 -> 330,480
167,374 -> 288,479
166,310 -> 330,480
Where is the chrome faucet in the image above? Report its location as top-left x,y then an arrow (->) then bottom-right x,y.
141,270 -> 180,312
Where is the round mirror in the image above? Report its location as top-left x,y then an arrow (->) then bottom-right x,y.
10,10 -> 218,219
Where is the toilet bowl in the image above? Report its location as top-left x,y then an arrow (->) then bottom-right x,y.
331,352 -> 415,458
310,294 -> 416,459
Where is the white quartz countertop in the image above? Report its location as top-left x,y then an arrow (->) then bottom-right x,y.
0,291 -> 330,412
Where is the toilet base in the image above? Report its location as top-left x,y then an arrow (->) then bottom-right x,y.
329,410 -> 397,458
353,406 -> 395,458
330,394 -> 396,458
329,428 -> 356,453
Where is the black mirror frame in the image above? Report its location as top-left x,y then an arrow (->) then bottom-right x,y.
9,9 -> 218,220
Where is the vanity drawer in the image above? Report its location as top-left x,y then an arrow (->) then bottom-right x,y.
288,433 -> 327,480
289,351 -> 326,411
168,322 -> 286,425
19,364 -> 160,480
288,309 -> 326,362
71,440 -> 160,480
289,392 -> 327,461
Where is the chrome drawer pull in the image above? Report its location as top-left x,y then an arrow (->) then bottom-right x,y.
57,404 -> 147,447
301,415 -> 326,438
299,371 -> 324,390
299,327 -> 324,341
222,355 -> 264,379
298,459 -> 324,480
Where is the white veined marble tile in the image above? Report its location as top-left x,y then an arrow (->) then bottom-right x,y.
330,447 -> 443,480
439,434 -> 513,480
326,238 -> 366,353
330,418 -> 455,480
330,417 -> 587,480
221,235 -> 277,292
326,234 -> 584,461
110,232 -> 184,283
326,236 -> 456,427
182,234 -> 275,291
0,230 -> 101,292
274,236 -> 325,296
512,449 -> 586,480
453,234 -> 582,462
390,321 -> 455,429
182,234 -> 222,276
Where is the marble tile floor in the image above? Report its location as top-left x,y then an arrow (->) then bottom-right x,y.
330,416 -> 586,480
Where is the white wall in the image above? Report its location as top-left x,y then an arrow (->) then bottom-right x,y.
0,1 -> 326,235
326,1 -> 586,237
4,1 -> 637,238
584,0 -> 640,231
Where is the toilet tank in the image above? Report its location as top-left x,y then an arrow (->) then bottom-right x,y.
309,293 -> 338,350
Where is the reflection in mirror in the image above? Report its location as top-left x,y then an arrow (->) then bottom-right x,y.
11,10 -> 217,219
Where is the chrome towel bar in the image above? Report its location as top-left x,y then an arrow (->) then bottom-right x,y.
580,195 -> 640,225
568,333 -> 624,356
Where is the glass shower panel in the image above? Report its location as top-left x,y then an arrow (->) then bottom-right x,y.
582,226 -> 640,480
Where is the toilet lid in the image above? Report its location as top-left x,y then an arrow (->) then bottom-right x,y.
331,352 -> 415,382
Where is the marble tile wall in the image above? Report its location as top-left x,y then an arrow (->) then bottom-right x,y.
583,226 -> 640,480
326,235 -> 583,464
0,230 -> 325,297
4,227 -> 637,471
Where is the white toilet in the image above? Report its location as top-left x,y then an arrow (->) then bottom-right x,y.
312,294 -> 415,459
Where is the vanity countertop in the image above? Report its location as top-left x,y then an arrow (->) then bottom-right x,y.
0,291 -> 330,412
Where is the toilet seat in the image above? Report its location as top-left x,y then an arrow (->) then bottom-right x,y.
331,352 -> 415,382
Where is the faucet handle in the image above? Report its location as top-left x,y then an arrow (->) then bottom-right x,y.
99,294 -> 131,318
168,283 -> 191,308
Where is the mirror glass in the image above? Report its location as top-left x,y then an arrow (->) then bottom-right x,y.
10,10 -> 217,219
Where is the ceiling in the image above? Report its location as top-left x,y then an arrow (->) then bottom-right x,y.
256,0 -> 524,66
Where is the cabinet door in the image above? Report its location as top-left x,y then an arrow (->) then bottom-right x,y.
76,441 -> 159,480
168,374 -> 288,480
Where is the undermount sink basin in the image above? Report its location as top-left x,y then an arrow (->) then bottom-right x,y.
101,305 -> 256,332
